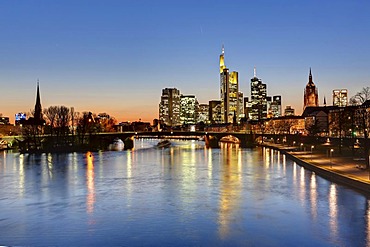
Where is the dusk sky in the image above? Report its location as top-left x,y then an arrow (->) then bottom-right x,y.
1,0 -> 370,123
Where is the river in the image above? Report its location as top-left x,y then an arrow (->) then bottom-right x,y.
0,139 -> 369,246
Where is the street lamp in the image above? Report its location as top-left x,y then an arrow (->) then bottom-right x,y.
330,149 -> 334,168
311,145 -> 314,161
300,143 -> 303,151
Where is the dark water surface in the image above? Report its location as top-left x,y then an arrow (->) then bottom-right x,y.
0,139 -> 369,246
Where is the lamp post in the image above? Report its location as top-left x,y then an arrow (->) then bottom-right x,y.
300,143 -> 303,151
311,145 -> 314,161
330,149 -> 334,168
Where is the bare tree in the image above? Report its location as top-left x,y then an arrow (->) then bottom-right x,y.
350,87 -> 370,105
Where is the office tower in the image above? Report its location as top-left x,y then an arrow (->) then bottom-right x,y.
238,92 -> 244,120
219,46 -> 239,123
209,100 -> 222,124
271,95 -> 282,118
180,95 -> 198,125
304,68 -> 319,109
250,68 -> 267,121
284,105 -> 295,116
198,104 -> 209,123
159,88 -> 181,126
332,89 -> 348,107
266,96 -> 272,118
243,97 -> 252,120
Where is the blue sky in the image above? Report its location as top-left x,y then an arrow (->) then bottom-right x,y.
1,0 -> 370,122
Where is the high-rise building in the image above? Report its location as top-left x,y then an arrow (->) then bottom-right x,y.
159,88 -> 181,126
198,104 -> 209,124
332,89 -> 348,107
180,95 -> 198,125
238,92 -> 244,120
250,68 -> 267,121
209,100 -> 222,124
284,105 -> 295,116
243,97 -> 252,120
219,46 -> 239,123
304,68 -> 319,109
271,95 -> 282,118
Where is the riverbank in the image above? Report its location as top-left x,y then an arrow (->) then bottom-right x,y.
260,142 -> 370,194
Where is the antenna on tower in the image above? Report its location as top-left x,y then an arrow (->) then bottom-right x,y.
254,67 -> 257,78
222,44 -> 224,54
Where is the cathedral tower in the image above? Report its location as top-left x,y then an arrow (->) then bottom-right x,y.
303,68 -> 319,109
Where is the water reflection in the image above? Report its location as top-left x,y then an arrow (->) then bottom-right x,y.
310,173 -> 318,220
218,143 -> 242,239
86,152 -> 95,214
329,183 -> 338,240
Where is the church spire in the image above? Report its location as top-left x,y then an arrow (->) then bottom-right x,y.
34,80 -> 42,122
309,67 -> 313,83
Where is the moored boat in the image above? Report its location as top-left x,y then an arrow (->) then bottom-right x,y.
157,140 -> 171,148
109,138 -> 124,151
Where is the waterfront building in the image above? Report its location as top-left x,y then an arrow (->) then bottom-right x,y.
250,68 -> 267,121
243,97 -> 252,120
238,92 -> 244,121
180,95 -> 198,125
219,46 -> 239,123
333,89 -> 348,107
209,100 -> 222,124
304,68 -> 319,109
159,88 -> 181,126
284,105 -> 295,116
15,113 -> 27,125
198,104 -> 209,124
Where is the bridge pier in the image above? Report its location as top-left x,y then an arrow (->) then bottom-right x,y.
123,136 -> 134,150
205,135 -> 219,148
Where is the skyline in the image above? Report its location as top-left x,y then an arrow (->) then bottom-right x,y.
1,1 -> 370,123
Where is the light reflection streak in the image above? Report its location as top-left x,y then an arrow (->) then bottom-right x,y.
282,154 -> 286,174
218,143 -> 242,239
207,148 -> 213,182
264,148 -> 270,167
18,154 -> 25,197
299,167 -> 306,205
329,184 -> 338,239
366,200 -> 370,246
86,152 -> 95,215
310,173 -> 317,220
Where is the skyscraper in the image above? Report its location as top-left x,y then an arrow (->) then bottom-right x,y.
198,104 -> 209,124
180,95 -> 198,125
250,68 -> 267,121
271,95 -> 282,118
332,89 -> 348,107
209,100 -> 222,124
159,88 -> 181,126
304,68 -> 319,109
219,46 -> 239,123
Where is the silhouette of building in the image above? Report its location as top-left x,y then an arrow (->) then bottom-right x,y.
304,68 -> 319,109
333,89 -> 348,107
284,105 -> 295,116
159,88 -> 181,126
219,46 -> 240,123
22,82 -> 45,125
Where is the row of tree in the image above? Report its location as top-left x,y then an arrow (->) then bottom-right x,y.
20,106 -> 117,152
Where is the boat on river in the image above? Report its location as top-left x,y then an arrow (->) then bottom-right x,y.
109,138 -> 124,151
157,140 -> 171,148
219,135 -> 240,144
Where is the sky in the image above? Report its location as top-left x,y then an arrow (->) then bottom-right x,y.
1,0 -> 370,123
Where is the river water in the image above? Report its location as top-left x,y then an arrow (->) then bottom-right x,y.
0,139 -> 369,246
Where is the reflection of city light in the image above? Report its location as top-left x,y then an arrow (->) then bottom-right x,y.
329,184 -> 338,239
218,143 -> 242,239
18,154 -> 25,196
299,167 -> 305,205
366,200 -> 370,246
86,152 -> 95,214
310,173 -> 317,220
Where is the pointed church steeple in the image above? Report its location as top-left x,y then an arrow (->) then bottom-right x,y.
323,96 -> 326,106
34,80 -> 42,122
309,67 -> 313,84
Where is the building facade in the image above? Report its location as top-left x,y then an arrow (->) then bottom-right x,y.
304,68 -> 319,109
198,104 -> 209,124
219,46 -> 240,123
250,69 -> 267,121
159,88 -> 181,126
209,100 -> 222,124
284,105 -> 295,116
270,95 -> 282,118
180,95 -> 198,125
333,89 -> 348,107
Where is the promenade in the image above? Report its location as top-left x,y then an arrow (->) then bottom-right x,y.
261,142 -> 370,194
